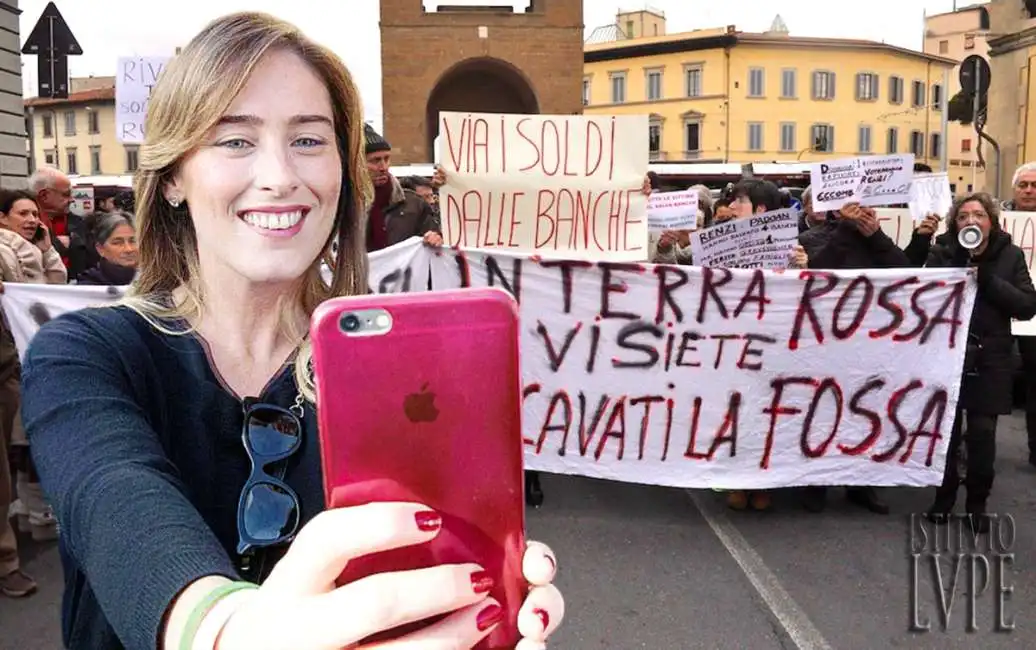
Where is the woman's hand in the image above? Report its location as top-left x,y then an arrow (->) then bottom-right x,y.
422,231 -> 444,247
35,224 -> 52,253
916,213 -> 940,236
789,244 -> 808,269
641,175 -> 652,196
432,166 -> 447,189
213,503 -> 562,650
656,231 -> 676,252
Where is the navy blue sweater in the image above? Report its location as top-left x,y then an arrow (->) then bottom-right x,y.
21,306 -> 326,650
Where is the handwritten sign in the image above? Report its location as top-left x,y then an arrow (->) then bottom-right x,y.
437,112 -> 649,261
811,154 -> 915,212
430,248 -> 976,488
689,208 -> 800,269
648,190 -> 699,232
70,187 -> 93,217
116,56 -> 171,144
908,173 -> 953,222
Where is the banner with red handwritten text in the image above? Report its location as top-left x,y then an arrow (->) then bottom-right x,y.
437,112 -> 649,261
430,248 -> 977,488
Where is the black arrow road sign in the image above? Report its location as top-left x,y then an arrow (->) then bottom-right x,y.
22,2 -> 82,99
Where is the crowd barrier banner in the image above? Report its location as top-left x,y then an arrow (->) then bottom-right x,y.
431,247 -> 976,488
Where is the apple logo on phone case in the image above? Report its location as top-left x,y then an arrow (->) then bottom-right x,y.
403,383 -> 439,423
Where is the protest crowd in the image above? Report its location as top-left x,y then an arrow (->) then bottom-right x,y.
0,7 -> 1034,650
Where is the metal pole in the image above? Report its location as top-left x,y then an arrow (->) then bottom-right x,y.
940,66 -> 949,173
972,57 -> 981,191
26,106 -> 35,176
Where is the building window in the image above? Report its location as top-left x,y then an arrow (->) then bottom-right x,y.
858,125 -> 872,153
747,122 -> 764,152
932,83 -> 943,110
645,69 -> 663,101
855,73 -> 879,101
88,110 -> 100,134
939,40 -> 949,54
42,115 -> 53,138
889,76 -> 904,104
910,130 -> 925,157
811,124 -> 834,152
64,110 -> 76,136
90,145 -> 101,174
779,122 -> 796,152
44,149 -> 55,165
649,118 -> 662,160
911,81 -> 926,108
748,68 -> 765,97
964,34 -> 975,50
581,77 -> 590,106
685,65 -> 702,98
610,72 -> 626,104
887,127 -> 898,154
684,118 -> 702,157
781,68 -> 797,98
930,133 -> 942,160
626,20 -> 634,38
812,71 -> 836,100
66,147 -> 78,175
962,138 -> 972,153
125,146 -> 139,172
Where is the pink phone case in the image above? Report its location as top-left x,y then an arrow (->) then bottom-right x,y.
311,288 -> 526,649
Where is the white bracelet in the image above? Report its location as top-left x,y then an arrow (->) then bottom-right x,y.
191,588 -> 259,650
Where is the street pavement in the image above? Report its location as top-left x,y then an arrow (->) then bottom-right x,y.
3,413 -> 1035,649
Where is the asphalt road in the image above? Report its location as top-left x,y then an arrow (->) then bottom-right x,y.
4,414 -> 1036,650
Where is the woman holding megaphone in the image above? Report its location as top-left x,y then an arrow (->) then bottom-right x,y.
924,193 -> 1036,533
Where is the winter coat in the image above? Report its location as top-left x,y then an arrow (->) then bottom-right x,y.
804,218 -> 911,269
366,175 -> 440,250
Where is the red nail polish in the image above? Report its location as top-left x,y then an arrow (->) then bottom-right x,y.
533,607 -> 550,630
414,511 -> 441,532
470,570 -> 495,594
476,604 -> 503,631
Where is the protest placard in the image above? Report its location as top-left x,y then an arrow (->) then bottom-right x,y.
647,190 -> 699,232
811,154 -> 915,212
431,248 -> 976,488
908,173 -> 953,222
116,56 -> 171,143
70,187 -> 94,217
437,112 -> 649,261
689,208 -> 799,269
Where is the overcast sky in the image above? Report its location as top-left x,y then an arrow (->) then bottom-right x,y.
19,0 -> 972,129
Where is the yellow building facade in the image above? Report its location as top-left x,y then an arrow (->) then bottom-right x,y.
24,77 -> 139,178
987,0 -> 1036,197
584,17 -> 956,175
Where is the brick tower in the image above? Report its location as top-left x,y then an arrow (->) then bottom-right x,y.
379,0 -> 584,164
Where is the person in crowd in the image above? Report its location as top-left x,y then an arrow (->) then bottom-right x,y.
95,190 -> 118,214
721,179 -> 808,513
113,190 -> 136,215
650,182 -> 713,264
1002,163 -> 1036,465
402,175 -> 438,209
799,202 -> 911,514
20,13 -> 563,650
364,125 -> 442,252
796,186 -> 827,234
713,197 -> 735,224
77,212 -> 138,286
924,193 -> 1036,533
0,188 -> 65,548
29,166 -> 87,281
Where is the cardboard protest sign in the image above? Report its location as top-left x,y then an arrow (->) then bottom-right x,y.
908,173 -> 953,222
647,190 -> 699,232
431,247 -> 976,489
437,112 -> 649,261
116,56 -> 171,144
811,154 -> 915,212
689,208 -> 800,269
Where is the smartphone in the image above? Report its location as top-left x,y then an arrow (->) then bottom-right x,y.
310,288 -> 526,649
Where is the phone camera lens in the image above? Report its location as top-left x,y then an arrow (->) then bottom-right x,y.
341,314 -> 361,332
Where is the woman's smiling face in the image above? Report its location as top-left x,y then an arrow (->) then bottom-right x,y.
165,47 -> 342,286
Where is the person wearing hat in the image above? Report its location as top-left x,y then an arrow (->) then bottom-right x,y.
364,124 -> 441,252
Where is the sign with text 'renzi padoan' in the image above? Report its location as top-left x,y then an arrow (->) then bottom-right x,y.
689,208 -> 800,269
430,249 -> 976,488
116,56 -> 171,143
811,154 -> 915,212
437,112 -> 649,262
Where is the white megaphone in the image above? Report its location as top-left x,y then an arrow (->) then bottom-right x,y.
958,225 -> 983,250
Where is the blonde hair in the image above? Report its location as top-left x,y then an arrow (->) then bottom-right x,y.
122,11 -> 371,402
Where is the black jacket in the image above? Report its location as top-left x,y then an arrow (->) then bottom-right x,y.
804,218 -> 911,269
77,259 -> 136,286
926,230 -> 1036,415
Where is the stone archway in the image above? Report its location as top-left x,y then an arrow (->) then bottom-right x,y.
425,57 -> 540,160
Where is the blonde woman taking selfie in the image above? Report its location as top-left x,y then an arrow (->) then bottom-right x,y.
21,13 -> 563,650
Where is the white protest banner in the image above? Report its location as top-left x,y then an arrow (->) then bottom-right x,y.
437,112 -> 649,261
431,248 -> 976,488
3,238 -> 435,359
116,56 -> 171,143
647,190 -> 698,232
811,154 -> 915,212
689,208 -> 800,269
908,173 -> 953,222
